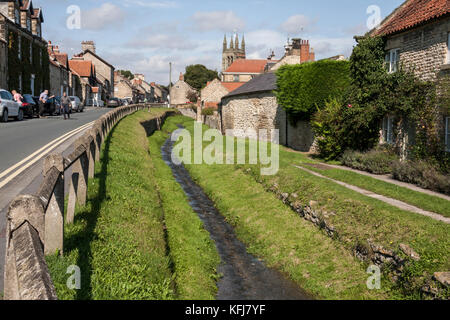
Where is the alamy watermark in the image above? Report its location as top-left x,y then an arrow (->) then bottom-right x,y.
366,5 -> 382,30
66,265 -> 81,290
366,265 -> 381,290
66,5 -> 81,30
171,123 -> 280,175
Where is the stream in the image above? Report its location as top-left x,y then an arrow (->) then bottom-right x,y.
161,137 -> 312,300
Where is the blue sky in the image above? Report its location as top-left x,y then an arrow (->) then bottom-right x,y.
36,0 -> 404,84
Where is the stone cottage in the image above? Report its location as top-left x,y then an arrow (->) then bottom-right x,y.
170,72 -> 197,106
47,41 -> 69,97
220,72 -> 316,151
68,58 -> 97,105
370,0 -> 450,153
201,78 -> 245,108
75,41 -> 115,101
0,0 -> 47,94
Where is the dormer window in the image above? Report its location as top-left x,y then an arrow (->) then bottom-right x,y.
14,9 -> 20,24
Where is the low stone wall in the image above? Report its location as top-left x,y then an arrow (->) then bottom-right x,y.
3,105 -> 163,300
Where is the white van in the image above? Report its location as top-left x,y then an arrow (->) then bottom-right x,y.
0,89 -> 23,122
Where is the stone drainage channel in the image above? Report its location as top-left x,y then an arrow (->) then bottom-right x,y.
161,137 -> 312,300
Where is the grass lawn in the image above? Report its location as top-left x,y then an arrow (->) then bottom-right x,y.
293,159 -> 450,218
169,116 -> 449,299
47,109 -> 219,300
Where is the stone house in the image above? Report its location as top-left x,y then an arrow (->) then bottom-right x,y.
170,72 -> 197,106
370,0 -> 450,153
270,38 -> 316,71
132,77 -> 153,102
0,0 -> 47,95
150,82 -> 168,103
68,58 -> 98,105
220,72 -> 316,152
201,78 -> 245,108
222,59 -> 272,83
114,71 -> 138,102
76,41 -> 115,101
47,41 -> 69,97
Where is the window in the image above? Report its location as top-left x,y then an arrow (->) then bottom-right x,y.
447,33 -> 450,64
27,18 -> 31,31
18,74 -> 22,92
446,117 -> 450,152
14,9 -> 20,24
18,36 -> 21,59
382,115 -> 394,144
31,74 -> 35,96
30,44 -> 32,63
233,75 -> 239,82
37,24 -> 41,37
385,49 -> 400,73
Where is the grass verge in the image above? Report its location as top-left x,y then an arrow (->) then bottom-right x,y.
47,109 -> 219,300
169,117 -> 448,299
296,161 -> 450,218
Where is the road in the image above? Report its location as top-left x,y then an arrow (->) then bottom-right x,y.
0,107 -> 110,295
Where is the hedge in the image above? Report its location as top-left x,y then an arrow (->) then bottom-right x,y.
275,60 -> 351,120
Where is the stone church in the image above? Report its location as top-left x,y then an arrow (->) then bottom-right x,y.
222,34 -> 246,71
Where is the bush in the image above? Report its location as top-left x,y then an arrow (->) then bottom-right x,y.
275,60 -> 351,120
392,160 -> 450,195
340,147 -> 398,174
201,108 -> 215,116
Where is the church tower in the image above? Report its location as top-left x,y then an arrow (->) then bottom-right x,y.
222,34 -> 246,72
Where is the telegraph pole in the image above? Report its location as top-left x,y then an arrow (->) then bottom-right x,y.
168,62 -> 172,108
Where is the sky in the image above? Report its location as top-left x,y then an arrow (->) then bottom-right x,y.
36,0 -> 405,85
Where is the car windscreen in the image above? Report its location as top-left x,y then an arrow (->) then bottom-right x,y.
23,95 -> 35,103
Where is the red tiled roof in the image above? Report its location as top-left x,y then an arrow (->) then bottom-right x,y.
221,82 -> 246,92
204,102 -> 219,109
69,60 -> 93,77
54,53 -> 68,68
92,87 -> 99,93
373,0 -> 449,36
224,59 -> 270,73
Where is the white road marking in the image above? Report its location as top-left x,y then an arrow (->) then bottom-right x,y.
0,121 -> 95,189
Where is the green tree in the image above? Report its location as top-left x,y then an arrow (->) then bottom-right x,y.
184,65 -> 219,91
118,70 -> 134,80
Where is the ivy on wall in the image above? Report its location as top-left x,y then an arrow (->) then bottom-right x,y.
7,29 -> 49,95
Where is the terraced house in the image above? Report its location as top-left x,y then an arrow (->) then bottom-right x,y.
0,0 -> 48,94
370,0 -> 450,153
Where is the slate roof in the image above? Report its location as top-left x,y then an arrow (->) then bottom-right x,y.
223,72 -> 277,99
372,0 -> 449,36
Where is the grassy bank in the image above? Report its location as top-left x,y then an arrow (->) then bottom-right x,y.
147,122 -> 220,300
161,116 -> 390,300
47,110 -> 219,300
296,161 -> 450,218
168,117 -> 449,299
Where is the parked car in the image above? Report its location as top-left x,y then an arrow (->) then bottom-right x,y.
121,99 -> 129,106
69,96 -> 84,112
0,89 -> 23,122
106,97 -> 121,108
22,94 -> 39,118
32,95 -> 61,116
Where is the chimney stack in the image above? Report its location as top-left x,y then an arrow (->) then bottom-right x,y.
81,41 -> 96,54
179,72 -> 184,81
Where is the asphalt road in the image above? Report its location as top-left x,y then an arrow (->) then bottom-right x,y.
0,107 -> 110,295
0,107 -> 110,172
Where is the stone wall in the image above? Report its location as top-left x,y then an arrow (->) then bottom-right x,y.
0,39 -> 6,89
386,17 -> 450,81
221,91 -> 315,151
82,51 -> 114,97
177,105 -> 197,119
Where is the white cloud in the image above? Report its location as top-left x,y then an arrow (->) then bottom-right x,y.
122,0 -> 179,8
191,11 -> 245,32
128,33 -> 198,51
82,3 -> 126,31
280,15 -> 312,34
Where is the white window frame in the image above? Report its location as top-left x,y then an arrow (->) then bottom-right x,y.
447,33 -> 450,64
386,49 -> 400,73
233,75 -> 239,82
382,115 -> 394,144
18,35 -> 21,60
446,117 -> 450,152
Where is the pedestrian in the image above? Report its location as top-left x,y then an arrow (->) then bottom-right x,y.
38,90 -> 54,118
61,92 -> 71,120
12,90 -> 23,105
